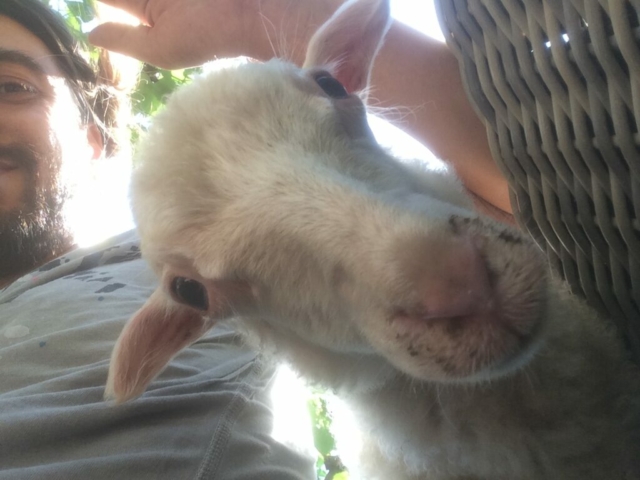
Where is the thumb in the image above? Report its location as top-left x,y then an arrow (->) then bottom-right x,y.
89,22 -> 156,64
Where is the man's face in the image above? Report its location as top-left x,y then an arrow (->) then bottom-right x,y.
0,15 -> 100,283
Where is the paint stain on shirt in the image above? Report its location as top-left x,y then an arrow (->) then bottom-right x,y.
4,325 -> 30,339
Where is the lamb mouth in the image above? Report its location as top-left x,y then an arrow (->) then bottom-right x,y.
480,311 -> 548,380
386,304 -> 547,383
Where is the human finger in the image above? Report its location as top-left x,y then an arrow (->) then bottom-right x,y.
95,0 -> 151,24
88,23 -> 161,65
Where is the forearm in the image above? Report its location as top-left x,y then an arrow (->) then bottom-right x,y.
371,22 -> 511,213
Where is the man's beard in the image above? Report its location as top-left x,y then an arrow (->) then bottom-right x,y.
0,145 -> 74,281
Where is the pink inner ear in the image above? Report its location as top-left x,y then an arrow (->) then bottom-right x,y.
304,0 -> 391,93
105,290 -> 211,403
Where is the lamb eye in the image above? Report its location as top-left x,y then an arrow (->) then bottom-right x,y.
314,73 -> 348,99
171,277 -> 209,311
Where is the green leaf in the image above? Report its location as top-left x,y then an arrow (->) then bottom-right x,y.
66,0 -> 94,23
333,472 -> 350,480
315,455 -> 328,480
307,395 -> 336,456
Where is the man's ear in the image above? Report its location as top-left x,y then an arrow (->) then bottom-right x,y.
86,123 -> 104,160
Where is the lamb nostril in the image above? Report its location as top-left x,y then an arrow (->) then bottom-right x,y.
395,235 -> 495,325
448,215 -> 474,235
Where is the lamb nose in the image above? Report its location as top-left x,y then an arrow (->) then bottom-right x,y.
413,236 -> 494,321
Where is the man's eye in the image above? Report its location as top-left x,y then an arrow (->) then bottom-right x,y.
0,79 -> 39,99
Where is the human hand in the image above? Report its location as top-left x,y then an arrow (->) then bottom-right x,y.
89,0 -> 341,70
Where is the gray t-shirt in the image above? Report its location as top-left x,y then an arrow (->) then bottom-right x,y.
0,230 -> 314,479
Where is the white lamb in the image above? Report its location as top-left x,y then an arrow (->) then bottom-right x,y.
105,0 -> 640,478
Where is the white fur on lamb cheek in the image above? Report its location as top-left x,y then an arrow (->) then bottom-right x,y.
182,160 -> 476,371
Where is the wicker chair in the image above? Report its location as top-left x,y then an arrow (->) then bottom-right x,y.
434,0 -> 640,362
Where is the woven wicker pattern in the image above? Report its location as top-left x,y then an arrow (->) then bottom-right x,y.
434,0 -> 640,361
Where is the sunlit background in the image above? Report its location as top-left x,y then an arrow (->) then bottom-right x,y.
58,1 -> 446,476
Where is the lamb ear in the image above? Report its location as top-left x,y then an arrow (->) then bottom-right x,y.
105,289 -> 213,403
304,0 -> 391,93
